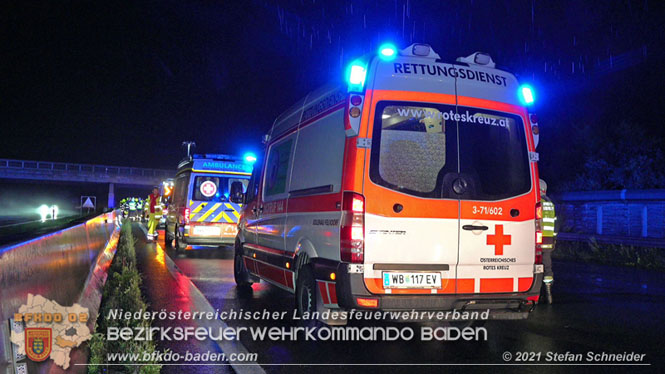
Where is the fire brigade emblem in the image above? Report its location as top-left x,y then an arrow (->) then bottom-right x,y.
25,328 -> 52,362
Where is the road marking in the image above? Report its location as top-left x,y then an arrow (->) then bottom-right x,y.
137,224 -> 265,374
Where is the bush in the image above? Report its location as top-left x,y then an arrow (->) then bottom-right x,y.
89,223 -> 161,374
554,238 -> 665,271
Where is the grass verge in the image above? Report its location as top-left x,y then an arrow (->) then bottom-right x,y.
88,222 -> 161,373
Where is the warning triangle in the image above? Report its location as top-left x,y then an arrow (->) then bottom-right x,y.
82,197 -> 95,208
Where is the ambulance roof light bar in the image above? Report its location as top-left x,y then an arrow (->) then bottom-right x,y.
399,43 -> 440,59
346,59 -> 367,92
192,154 -> 243,161
456,52 -> 496,69
519,84 -> 536,106
378,43 -> 398,61
243,152 -> 257,163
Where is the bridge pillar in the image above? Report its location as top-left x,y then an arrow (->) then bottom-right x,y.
108,183 -> 115,209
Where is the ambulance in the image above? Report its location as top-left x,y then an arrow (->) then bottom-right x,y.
165,154 -> 252,252
235,43 -> 544,323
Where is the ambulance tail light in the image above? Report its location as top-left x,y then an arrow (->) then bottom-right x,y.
184,207 -> 191,224
535,202 -> 543,264
530,113 -> 540,148
341,192 -> 365,263
346,94 -> 364,136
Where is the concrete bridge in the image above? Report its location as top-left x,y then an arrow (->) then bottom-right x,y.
0,158 -> 174,208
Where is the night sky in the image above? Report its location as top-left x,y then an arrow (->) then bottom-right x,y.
3,0 -> 665,178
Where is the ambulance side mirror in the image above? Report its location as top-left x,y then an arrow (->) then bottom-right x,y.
230,181 -> 245,204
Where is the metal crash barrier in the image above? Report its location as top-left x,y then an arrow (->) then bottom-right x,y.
0,211 -> 119,374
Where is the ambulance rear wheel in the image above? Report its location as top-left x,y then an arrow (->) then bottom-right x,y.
234,242 -> 253,291
175,226 -> 186,253
296,266 -> 317,317
164,229 -> 173,249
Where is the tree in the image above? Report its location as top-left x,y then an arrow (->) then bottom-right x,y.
563,121 -> 665,191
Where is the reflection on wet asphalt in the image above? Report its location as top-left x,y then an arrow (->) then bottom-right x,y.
135,227 -> 664,373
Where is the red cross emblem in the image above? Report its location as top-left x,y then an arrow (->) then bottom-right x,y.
486,224 -> 511,255
200,181 -> 217,197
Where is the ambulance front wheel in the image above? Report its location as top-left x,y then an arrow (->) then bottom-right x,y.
296,265 -> 317,317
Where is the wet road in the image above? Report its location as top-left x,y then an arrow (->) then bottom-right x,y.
134,226 -> 664,373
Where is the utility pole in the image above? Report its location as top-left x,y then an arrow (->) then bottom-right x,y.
182,141 -> 196,158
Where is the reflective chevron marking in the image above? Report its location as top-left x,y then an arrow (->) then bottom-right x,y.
197,203 -> 222,221
192,202 -> 206,213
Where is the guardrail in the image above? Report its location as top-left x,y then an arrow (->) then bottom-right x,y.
0,158 -> 173,179
554,189 -> 665,248
0,211 -> 119,372
557,232 -> 665,248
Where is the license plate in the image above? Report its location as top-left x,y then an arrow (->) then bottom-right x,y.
382,272 -> 441,289
192,225 -> 221,236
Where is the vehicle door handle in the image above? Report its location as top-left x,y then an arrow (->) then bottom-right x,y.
462,225 -> 489,231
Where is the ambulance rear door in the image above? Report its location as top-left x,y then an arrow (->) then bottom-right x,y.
188,174 -> 248,225
454,67 -> 537,294
362,57 -> 461,295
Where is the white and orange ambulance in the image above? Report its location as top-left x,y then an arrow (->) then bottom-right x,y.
235,43 -> 544,323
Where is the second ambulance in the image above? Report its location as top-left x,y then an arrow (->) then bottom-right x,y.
235,43 -> 544,323
165,154 -> 252,252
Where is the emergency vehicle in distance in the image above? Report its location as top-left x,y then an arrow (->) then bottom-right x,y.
235,43 -> 544,324
165,154 -> 252,252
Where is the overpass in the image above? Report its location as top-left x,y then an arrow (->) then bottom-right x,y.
0,158 -> 174,208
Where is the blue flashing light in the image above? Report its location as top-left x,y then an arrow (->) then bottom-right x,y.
378,43 -> 398,61
519,84 -> 535,105
349,64 -> 366,85
243,152 -> 257,163
346,60 -> 367,92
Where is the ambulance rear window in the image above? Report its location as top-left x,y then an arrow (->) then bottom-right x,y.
192,176 -> 248,202
370,101 -> 530,200
458,108 -> 531,200
370,103 -> 457,197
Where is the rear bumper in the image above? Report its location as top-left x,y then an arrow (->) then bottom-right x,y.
312,259 -> 542,320
181,223 -> 237,247
183,236 -> 235,247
